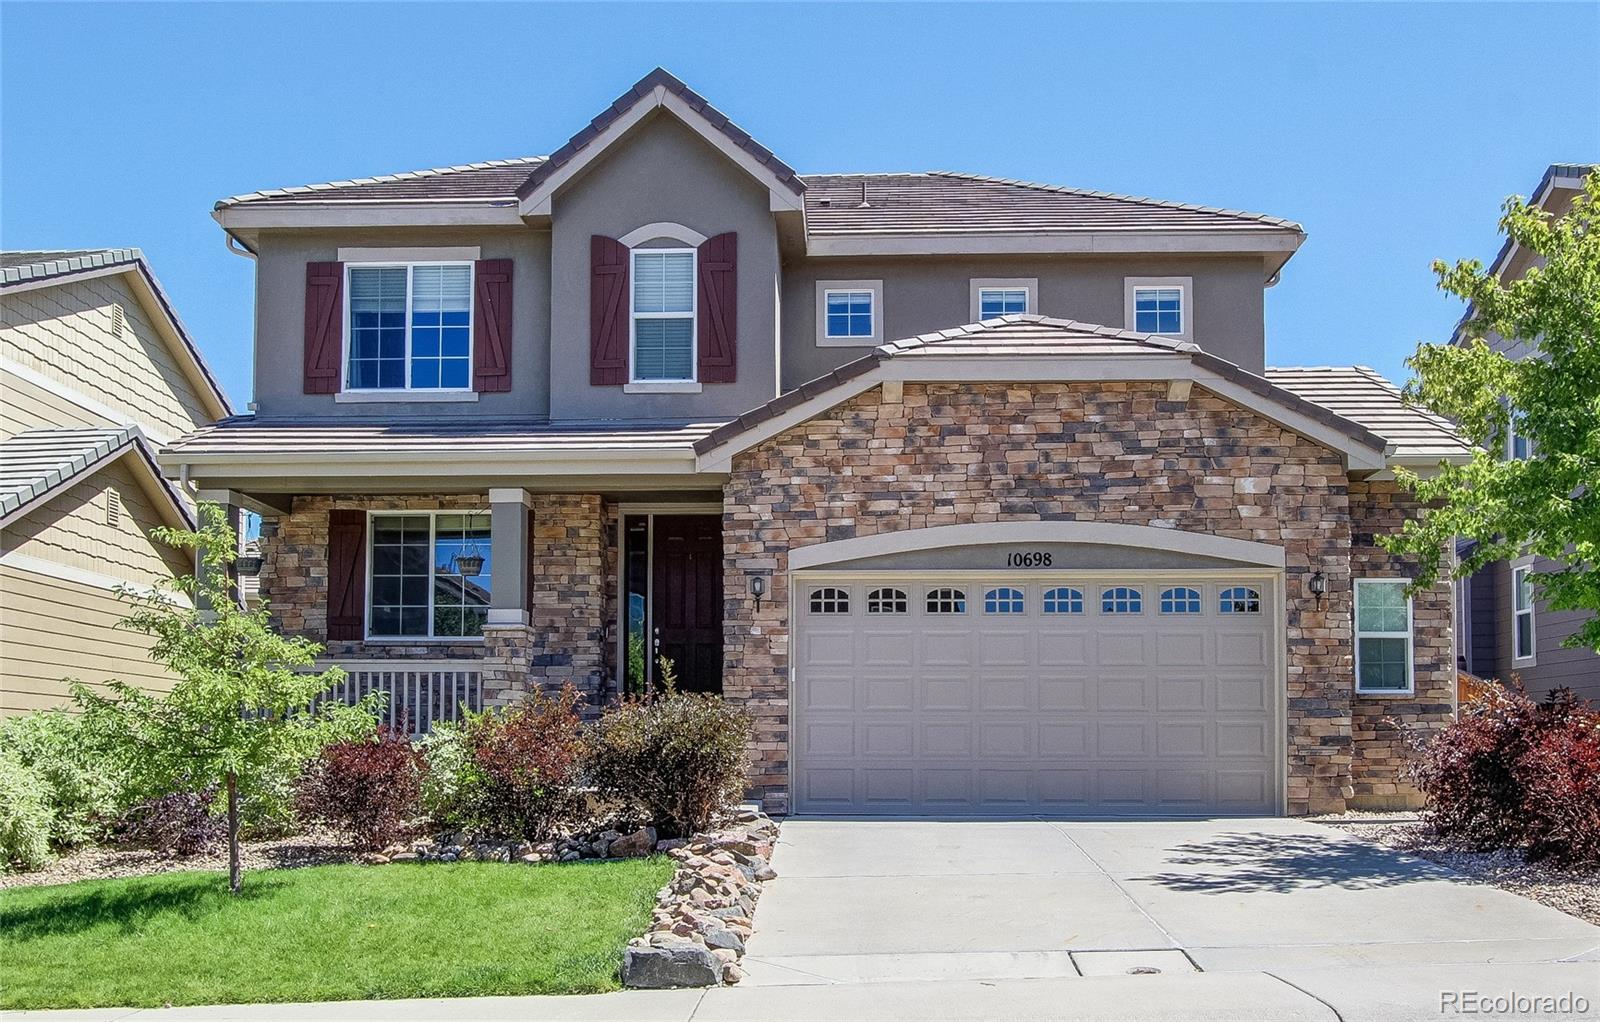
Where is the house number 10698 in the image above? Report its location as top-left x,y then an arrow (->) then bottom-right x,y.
1005,551 -> 1053,568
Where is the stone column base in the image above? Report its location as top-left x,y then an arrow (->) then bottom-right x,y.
481,622 -> 535,708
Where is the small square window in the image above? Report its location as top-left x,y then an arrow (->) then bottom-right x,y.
825,290 -> 875,339
1134,288 -> 1183,335
979,288 -> 1029,318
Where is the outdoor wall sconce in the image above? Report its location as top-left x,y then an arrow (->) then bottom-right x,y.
749,574 -> 767,609
1309,571 -> 1327,599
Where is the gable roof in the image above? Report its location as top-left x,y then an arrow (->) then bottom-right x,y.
0,426 -> 192,530
215,157 -> 547,208
0,248 -> 232,421
692,315 -> 1392,473
1264,366 -> 1475,464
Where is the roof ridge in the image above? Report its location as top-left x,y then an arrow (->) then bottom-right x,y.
879,313 -> 1197,355
928,171 -> 1303,231
216,156 -> 547,209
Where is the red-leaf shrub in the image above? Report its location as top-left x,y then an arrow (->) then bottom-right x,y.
296,727 -> 426,850
117,785 -> 226,856
444,685 -> 585,841
1410,684 -> 1600,866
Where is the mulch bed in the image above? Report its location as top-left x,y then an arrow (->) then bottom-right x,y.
1311,811 -> 1600,926
0,830 -> 364,890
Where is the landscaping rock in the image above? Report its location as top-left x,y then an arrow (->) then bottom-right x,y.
622,943 -> 721,988
699,922 -> 745,953
609,826 -> 657,858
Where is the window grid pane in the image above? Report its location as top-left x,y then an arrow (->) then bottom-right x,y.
1101,586 -> 1142,614
809,587 -> 850,614
348,267 -> 408,390
431,513 -> 491,637
984,587 -> 1025,614
1160,587 -> 1202,614
867,587 -> 908,614
633,251 -> 695,382
634,318 -> 695,381
1042,587 -> 1084,614
1219,587 -> 1262,614
370,514 -> 431,637
825,290 -> 874,338
410,264 -> 472,390
1134,287 -> 1183,334
979,288 -> 1028,318
926,588 -> 966,614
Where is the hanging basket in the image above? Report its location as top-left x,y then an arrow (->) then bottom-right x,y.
235,555 -> 264,577
453,553 -> 485,577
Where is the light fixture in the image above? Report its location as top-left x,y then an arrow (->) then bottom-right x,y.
749,574 -> 767,609
1309,571 -> 1327,598
235,555 -> 263,577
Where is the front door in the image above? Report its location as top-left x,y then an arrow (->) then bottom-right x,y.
648,515 -> 723,694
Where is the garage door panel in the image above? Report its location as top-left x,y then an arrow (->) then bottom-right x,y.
792,573 -> 1280,817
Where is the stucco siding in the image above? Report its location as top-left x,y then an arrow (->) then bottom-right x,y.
0,274 -> 212,441
250,226 -> 551,419
780,255 -> 1267,388
548,112 -> 781,420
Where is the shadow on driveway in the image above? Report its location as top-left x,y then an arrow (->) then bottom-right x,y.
1133,831 -> 1441,894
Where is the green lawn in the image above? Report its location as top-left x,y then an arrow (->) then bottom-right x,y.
0,857 -> 676,1009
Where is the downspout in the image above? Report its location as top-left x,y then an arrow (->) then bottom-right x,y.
221,227 -> 260,412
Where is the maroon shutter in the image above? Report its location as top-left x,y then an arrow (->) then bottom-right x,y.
326,510 -> 366,641
697,232 -> 737,383
303,261 -> 344,394
473,258 -> 513,392
590,236 -> 629,385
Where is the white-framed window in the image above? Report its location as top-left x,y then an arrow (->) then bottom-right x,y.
1512,562 -> 1536,662
809,587 -> 850,614
1506,409 -> 1532,462
1101,586 -> 1143,614
866,587 -> 908,614
631,249 -> 696,383
984,587 -> 1025,614
813,278 -> 884,348
1123,277 -> 1192,341
969,278 -> 1036,321
1042,586 -> 1084,614
346,262 -> 473,391
1354,579 -> 1413,693
926,587 -> 967,614
1219,586 -> 1262,614
1159,586 -> 1202,614
368,511 -> 491,640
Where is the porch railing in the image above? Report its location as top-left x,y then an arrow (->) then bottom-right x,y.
311,661 -> 483,737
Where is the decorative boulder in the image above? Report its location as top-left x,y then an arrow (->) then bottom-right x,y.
622,943 -> 721,988
609,826 -> 658,858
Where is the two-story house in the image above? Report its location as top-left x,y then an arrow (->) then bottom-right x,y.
1453,163 -> 1600,703
164,69 -> 1472,816
1,248 -> 231,713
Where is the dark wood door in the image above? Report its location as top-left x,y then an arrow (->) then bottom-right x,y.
651,515 -> 723,694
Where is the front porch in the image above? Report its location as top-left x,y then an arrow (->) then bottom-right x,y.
223,489 -> 728,726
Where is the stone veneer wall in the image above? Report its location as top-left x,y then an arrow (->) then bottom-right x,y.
723,381 -> 1365,815
1348,480 -> 1456,809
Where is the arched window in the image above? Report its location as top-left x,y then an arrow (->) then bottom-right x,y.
867,587 -> 908,614
808,587 -> 850,614
984,587 -> 1025,614
1220,586 -> 1262,614
1101,586 -> 1143,614
1042,587 -> 1085,614
926,588 -> 967,614
1160,586 -> 1202,614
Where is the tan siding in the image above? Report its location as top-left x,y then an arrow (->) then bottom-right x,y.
1,459 -> 191,584
0,274 -> 212,440
0,366 -> 111,438
0,566 -> 178,712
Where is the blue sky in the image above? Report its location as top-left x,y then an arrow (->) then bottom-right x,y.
3,2 -> 1595,409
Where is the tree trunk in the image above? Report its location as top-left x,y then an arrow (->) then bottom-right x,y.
227,771 -> 241,894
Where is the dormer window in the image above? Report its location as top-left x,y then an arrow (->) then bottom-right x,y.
346,262 -> 473,391
1124,277 -> 1192,341
631,249 -> 696,383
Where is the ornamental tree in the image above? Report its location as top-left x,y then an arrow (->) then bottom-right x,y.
1384,170 -> 1600,653
75,502 -> 373,892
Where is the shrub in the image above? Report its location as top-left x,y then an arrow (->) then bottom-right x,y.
419,722 -> 471,824
297,727 -> 426,850
117,785 -> 227,856
585,684 -> 752,838
0,749 -> 52,870
429,687 -> 585,840
1411,684 -> 1600,866
0,709 -> 129,849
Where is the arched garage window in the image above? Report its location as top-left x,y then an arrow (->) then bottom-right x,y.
808,587 -> 850,614
1101,586 -> 1143,614
1160,586 -> 1202,614
867,587 -> 908,614
1220,587 -> 1262,614
984,587 -> 1025,614
1042,586 -> 1084,614
926,588 -> 967,614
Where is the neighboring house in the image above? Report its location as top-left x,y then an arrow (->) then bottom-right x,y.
1,249 -> 231,713
1451,164 -> 1600,703
164,68 -> 1473,816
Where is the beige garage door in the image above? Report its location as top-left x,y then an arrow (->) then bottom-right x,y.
791,575 -> 1282,816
